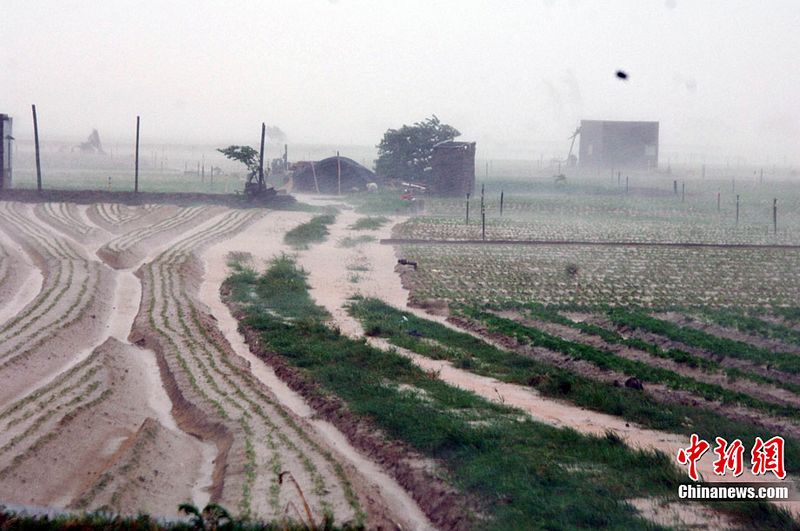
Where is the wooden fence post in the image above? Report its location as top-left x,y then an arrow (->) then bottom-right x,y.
480,183 -> 486,240
337,151 -> 341,195
134,116 -> 140,193
32,104 -> 42,192
773,198 -> 778,234
258,123 -> 266,192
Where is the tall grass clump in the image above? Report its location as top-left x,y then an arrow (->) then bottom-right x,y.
284,214 -> 336,249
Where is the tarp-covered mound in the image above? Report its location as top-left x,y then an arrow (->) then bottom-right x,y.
292,156 -> 375,194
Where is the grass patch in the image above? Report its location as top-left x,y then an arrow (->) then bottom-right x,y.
284,214 -> 336,249
348,216 -> 390,231
338,235 -> 376,248
224,257 -> 798,530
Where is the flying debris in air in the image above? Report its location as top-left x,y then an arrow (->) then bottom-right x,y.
615,70 -> 628,80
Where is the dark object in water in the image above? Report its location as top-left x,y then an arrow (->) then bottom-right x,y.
398,258 -> 418,270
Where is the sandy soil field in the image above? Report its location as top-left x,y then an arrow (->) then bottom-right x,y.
0,195 -> 796,529
0,199 -> 429,528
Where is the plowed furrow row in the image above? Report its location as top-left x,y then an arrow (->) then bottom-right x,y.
0,387 -> 115,482
0,203 -> 81,262
157,262 -> 335,518
137,208 -> 361,521
0,358 -> 110,482
0,204 -> 92,348
107,206 -> 206,253
0,263 -> 98,363
87,203 -> 166,233
36,203 -> 94,238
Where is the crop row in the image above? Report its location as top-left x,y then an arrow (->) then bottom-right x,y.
349,297 -> 800,471
34,202 -> 95,239
606,309 -> 800,375
398,243 -> 800,308
518,303 -> 800,397
396,215 -> 800,246
0,349 -> 112,482
92,202 -> 159,225
0,203 -> 100,367
105,205 -> 208,253
139,209 -> 362,523
466,309 -> 800,425
693,308 -> 800,347
415,183 -> 800,243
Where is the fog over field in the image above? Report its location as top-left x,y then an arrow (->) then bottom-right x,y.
2,0 -> 799,163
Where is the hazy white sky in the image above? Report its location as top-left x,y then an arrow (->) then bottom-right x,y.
2,0 -> 799,162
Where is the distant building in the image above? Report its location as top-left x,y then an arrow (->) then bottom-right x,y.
291,155 -> 375,194
430,141 -> 475,196
0,114 -> 11,189
578,120 -> 658,170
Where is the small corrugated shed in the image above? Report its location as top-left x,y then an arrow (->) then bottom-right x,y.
579,120 -> 659,170
430,140 -> 475,197
292,156 -> 375,194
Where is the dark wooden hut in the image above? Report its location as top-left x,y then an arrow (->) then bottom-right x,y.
430,141 -> 475,196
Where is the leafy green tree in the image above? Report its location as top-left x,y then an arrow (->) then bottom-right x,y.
375,115 -> 460,182
217,145 -> 260,176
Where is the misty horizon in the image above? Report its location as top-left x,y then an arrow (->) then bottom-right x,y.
2,1 -> 799,164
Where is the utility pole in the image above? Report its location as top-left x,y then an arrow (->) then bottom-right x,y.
258,122 -> 266,192
480,183 -> 486,240
310,161 -> 319,194
32,104 -> 42,192
134,116 -> 140,193
773,198 -> 778,234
